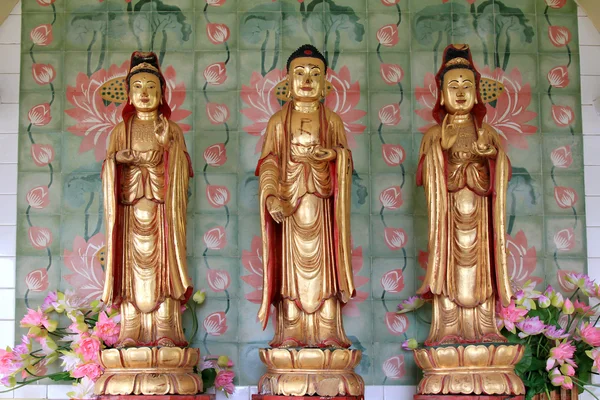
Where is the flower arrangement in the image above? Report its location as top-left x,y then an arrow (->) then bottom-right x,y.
0,289 -> 235,399
398,273 -> 600,400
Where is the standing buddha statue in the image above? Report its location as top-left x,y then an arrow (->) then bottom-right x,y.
413,44 -> 524,397
94,52 -> 201,397
253,44 -> 363,398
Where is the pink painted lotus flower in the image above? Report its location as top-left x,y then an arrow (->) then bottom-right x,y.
516,316 -> 546,338
554,186 -> 578,209
506,230 -> 541,291
378,104 -> 401,126
241,236 -> 263,304
63,234 -> 106,304
342,244 -> 369,317
551,145 -> 573,168
206,102 -> 230,125
376,24 -> 399,47
547,65 -> 569,88
554,228 -> 575,252
382,355 -> 405,379
384,227 -> 407,250
203,62 -> 228,86
207,269 -> 231,292
551,105 -> 575,127
203,143 -> 227,167
28,227 -> 53,250
31,144 -> 55,167
548,26 -> 572,47
203,226 -> 227,250
203,311 -> 228,336
25,269 -> 49,292
380,63 -> 404,85
379,186 -> 403,210
30,24 -> 53,46
206,185 -> 230,208
546,0 -> 567,8
381,269 -> 405,293
206,23 -> 230,45
385,312 -> 409,335
382,144 -> 405,166
28,103 -> 51,127
32,63 -> 55,85
36,0 -> 56,5
496,300 -> 528,333
26,186 -> 49,209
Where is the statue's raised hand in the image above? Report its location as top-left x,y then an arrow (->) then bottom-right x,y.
154,115 -> 172,148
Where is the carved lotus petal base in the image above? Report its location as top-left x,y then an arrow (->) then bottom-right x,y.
257,348 -> 364,397
94,347 -> 203,396
413,344 -> 525,396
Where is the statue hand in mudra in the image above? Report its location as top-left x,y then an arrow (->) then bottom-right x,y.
115,149 -> 138,164
311,145 -> 337,162
472,128 -> 498,158
154,114 -> 172,148
266,196 -> 285,223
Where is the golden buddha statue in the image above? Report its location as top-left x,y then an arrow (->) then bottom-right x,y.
253,45 -> 363,398
95,52 -> 201,397
413,44 -> 524,397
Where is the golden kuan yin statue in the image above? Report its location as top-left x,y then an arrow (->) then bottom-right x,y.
253,45 -> 363,398
94,52 -> 202,396
413,44 -> 525,397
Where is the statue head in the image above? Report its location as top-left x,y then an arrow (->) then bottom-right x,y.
432,44 -> 487,127
286,44 -> 327,102
122,51 -> 171,120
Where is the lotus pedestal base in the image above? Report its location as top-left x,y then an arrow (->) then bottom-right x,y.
94,347 -> 203,396
98,396 -> 214,400
255,348 -> 364,397
414,395 -> 524,400
413,344 -> 525,396
252,396 -> 364,400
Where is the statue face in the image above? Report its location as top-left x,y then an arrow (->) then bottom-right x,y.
129,72 -> 161,112
288,57 -> 325,102
441,68 -> 476,115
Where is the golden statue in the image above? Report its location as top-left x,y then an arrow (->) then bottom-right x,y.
413,44 -> 524,397
253,45 -> 363,398
94,52 -> 201,397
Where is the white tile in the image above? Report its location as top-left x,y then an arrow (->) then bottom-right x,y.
219,386 -> 249,400
579,17 -> 600,46
580,75 -> 600,105
0,46 -> 19,74
584,135 -> 600,166
249,386 -> 258,395
383,384 -> 416,399
0,289 -> 14,319
0,387 -> 13,399
13,385 -> 46,399
580,46 -> 600,76
583,105 -> 600,134
47,384 -> 72,400
0,164 -> 17,194
0,15 -> 20,45
0,257 -> 16,289
365,385 -> 384,400
589,227 -> 600,258
589,258 -> 600,283
0,104 -> 18,133
585,166 -> 600,196
0,226 -> 16,257
10,2 -> 20,15
0,75 -> 20,104
0,195 -> 16,225
0,321 -> 15,347
588,196 -> 600,227
0,135 -> 17,164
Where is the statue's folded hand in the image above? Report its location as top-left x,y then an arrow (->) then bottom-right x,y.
312,146 -> 337,162
115,149 -> 138,164
266,196 -> 285,223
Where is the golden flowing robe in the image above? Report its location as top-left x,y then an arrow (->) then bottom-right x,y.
102,117 -> 193,346
416,122 -> 512,346
256,103 -> 355,348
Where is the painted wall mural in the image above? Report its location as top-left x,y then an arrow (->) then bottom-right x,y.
16,0 -> 586,387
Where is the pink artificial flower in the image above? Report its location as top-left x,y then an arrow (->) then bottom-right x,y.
41,291 -> 57,312
0,349 -> 21,375
382,144 -> 405,166
26,186 -> 50,209
376,24 -> 399,47
396,296 -> 426,313
28,103 -> 51,126
547,65 -> 569,88
550,367 -> 573,390
31,143 -> 55,166
548,26 -> 572,47
30,24 -> 53,46
382,355 -> 405,379
206,185 -> 230,208
20,308 -> 51,330
380,63 -> 404,85
551,145 -> 573,168
564,272 -> 595,295
554,186 -> 578,209
72,362 -> 103,381
551,105 -> 575,127
25,269 -> 49,292
203,62 -> 228,85
94,312 -> 120,346
378,104 -> 401,126
206,23 -> 230,45
28,227 -> 53,250
546,341 -> 576,371
587,348 -> 600,372
207,269 -> 231,292
63,234 -> 106,303
545,326 -> 569,340
206,102 -> 230,125
554,228 -> 575,252
577,322 -> 600,346
32,63 -> 55,85
516,316 -> 546,338
75,335 -> 101,362
379,186 -> 403,210
385,312 -> 409,335
496,300 -> 528,333
203,143 -> 227,167
214,370 -> 235,395
203,226 -> 227,250
573,299 -> 594,316
381,269 -> 404,293
384,227 -> 407,250
203,312 -> 228,336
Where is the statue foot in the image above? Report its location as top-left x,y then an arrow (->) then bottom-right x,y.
115,338 -> 138,348
482,333 -> 508,343
157,337 -> 177,347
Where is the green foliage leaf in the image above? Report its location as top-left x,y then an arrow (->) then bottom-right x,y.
201,367 -> 217,391
49,372 -> 74,382
413,4 -> 453,45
